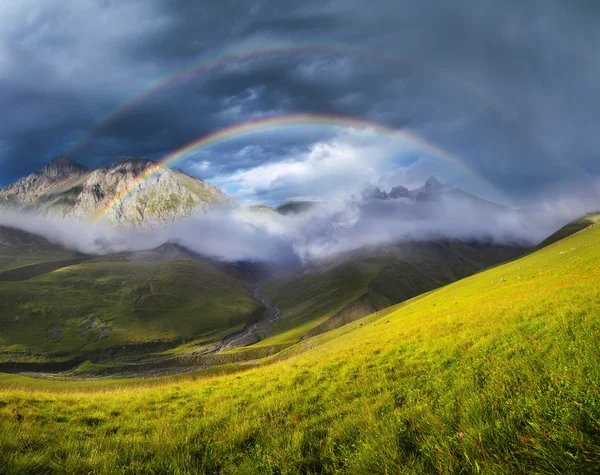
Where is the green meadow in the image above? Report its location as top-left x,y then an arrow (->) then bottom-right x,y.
0,223 -> 599,473
0,254 -> 262,364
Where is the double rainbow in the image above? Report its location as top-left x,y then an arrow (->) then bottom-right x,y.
91,114 -> 487,223
70,43 -> 513,157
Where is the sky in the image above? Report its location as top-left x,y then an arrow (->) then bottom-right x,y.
1,0 -> 599,204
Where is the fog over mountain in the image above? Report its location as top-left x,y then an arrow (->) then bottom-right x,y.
1,176 -> 598,263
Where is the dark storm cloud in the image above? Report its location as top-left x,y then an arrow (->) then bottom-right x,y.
0,0 -> 599,201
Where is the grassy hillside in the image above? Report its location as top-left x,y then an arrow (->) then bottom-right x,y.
537,212 -> 600,249
0,247 -> 263,364
258,240 -> 523,348
1,219 -> 599,472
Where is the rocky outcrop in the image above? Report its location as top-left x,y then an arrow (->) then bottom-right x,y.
362,186 -> 388,200
0,156 -> 234,226
366,176 -> 444,203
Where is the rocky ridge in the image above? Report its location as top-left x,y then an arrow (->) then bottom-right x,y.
0,156 -> 234,226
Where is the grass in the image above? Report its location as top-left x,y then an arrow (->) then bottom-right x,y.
260,260 -> 380,346
0,254 -> 262,363
0,218 -> 599,472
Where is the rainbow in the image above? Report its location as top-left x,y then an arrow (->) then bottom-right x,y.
69,43 -> 514,157
92,114 -> 491,223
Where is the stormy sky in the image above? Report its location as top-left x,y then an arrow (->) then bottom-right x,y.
1,0 -> 599,204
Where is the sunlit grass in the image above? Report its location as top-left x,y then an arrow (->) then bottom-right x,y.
1,224 -> 599,473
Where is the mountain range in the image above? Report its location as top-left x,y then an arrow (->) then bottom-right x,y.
364,175 -> 505,211
0,156 -> 232,226
1,156 -> 507,229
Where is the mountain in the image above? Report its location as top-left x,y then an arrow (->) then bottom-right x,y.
0,224 -> 64,253
366,175 -> 505,210
0,156 -> 90,207
275,201 -> 320,216
0,156 -> 233,226
410,175 -> 445,201
0,224 -> 87,278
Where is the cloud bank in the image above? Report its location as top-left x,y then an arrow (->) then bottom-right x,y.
1,183 -> 598,264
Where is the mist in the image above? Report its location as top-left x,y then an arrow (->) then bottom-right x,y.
1,181 -> 598,264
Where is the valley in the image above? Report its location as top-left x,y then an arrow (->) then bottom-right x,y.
0,220 -> 525,378
0,208 -> 598,473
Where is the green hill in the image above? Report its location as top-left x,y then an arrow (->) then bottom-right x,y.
1,217 -> 599,472
258,239 -> 523,347
536,212 -> 600,249
0,239 -> 263,366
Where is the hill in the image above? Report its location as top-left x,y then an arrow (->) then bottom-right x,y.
536,211 -> 600,249
0,231 -> 264,367
0,225 -> 86,278
258,239 -> 524,348
0,156 -> 233,226
1,197 -> 599,473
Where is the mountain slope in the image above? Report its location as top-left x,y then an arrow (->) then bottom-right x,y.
537,211 -> 600,249
276,201 -> 320,215
258,239 -> 524,347
0,156 -> 233,226
0,224 -> 65,253
0,156 -> 89,206
1,199 -> 599,473
0,239 -> 264,365
0,225 -> 85,275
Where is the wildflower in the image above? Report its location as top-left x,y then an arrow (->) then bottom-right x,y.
459,433 -> 465,438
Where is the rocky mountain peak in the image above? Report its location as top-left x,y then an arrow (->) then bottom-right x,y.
362,186 -> 388,200
364,176 -> 446,203
424,175 -> 443,189
0,155 -> 234,227
41,156 -> 89,180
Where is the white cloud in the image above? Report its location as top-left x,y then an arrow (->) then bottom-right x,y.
2,184 -> 598,264
210,138 -> 402,203
188,160 -> 211,174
